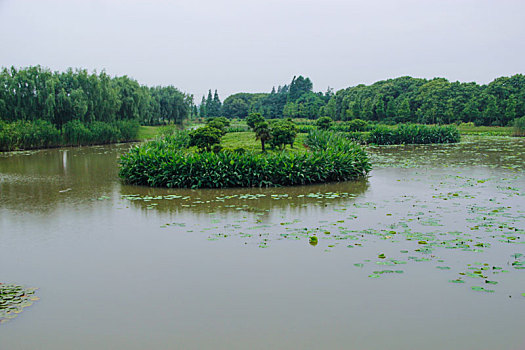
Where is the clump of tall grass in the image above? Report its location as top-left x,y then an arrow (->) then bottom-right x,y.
0,120 -> 60,151
367,124 -> 460,145
119,130 -> 371,188
62,120 -> 139,146
0,119 -> 140,151
512,116 -> 525,137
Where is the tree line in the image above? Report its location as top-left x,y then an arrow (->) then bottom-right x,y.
0,66 -> 194,127
202,75 -> 525,126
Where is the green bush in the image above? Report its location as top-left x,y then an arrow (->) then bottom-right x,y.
316,116 -> 333,130
88,121 -> 121,144
246,113 -> 265,130
119,130 -> 371,188
269,120 -> 297,149
114,120 -> 140,141
189,126 -> 223,151
62,120 -> 93,146
0,120 -> 60,151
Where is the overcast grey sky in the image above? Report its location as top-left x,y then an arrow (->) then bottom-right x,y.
1,0 -> 524,100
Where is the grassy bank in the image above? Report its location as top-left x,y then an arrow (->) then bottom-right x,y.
457,124 -> 513,136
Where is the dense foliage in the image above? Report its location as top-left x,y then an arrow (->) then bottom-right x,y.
316,116 -> 333,130
366,124 -> 460,145
0,119 -> 139,151
268,119 -> 297,149
119,130 -> 370,188
0,65 -> 192,150
0,66 -> 192,127
325,76 -> 525,126
214,75 -> 525,127
189,126 -> 223,151
513,116 -> 525,137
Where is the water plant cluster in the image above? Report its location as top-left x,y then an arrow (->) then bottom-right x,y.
366,123 -> 460,145
119,129 -> 370,188
0,283 -> 38,324
0,119 -> 139,151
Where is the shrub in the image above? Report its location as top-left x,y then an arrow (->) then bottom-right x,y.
206,116 -> 230,127
346,119 -> 368,132
206,118 -> 228,135
0,120 -> 61,151
296,125 -> 316,133
189,126 -> 223,151
114,120 -> 140,141
89,121 -> 121,144
316,116 -> 333,130
62,120 -> 93,146
0,118 -> 140,151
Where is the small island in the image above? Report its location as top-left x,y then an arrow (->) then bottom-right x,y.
118,115 -> 461,188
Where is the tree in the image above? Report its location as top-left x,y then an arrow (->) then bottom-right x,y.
269,120 -> 297,149
212,90 -> 222,117
254,121 -> 271,152
206,117 -> 230,135
396,98 -> 411,123
288,75 -> 313,102
199,96 -> 207,119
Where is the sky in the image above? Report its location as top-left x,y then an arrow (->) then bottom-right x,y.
1,0 -> 524,100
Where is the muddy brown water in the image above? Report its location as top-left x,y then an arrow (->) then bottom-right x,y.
1,136 -> 524,350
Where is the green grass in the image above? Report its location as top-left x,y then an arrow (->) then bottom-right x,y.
137,126 -> 162,140
457,125 -> 513,136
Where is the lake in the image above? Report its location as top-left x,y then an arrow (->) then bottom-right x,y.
1,136 -> 524,350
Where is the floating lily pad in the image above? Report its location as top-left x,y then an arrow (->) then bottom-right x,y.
0,283 -> 38,323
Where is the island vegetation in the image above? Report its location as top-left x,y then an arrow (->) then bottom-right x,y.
118,121 -> 371,188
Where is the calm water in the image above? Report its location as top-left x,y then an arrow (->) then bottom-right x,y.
1,137 -> 524,350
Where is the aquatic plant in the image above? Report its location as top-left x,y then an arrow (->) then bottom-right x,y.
0,283 -> 38,323
367,124 -> 460,145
